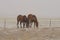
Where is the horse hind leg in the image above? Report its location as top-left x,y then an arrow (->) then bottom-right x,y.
23,23 -> 25,28
20,22 -> 22,28
17,21 -> 19,28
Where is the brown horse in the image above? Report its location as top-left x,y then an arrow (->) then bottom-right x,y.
17,15 -> 29,28
28,14 -> 38,28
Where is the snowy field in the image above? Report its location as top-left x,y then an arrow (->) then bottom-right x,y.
0,27 -> 60,40
0,18 -> 60,40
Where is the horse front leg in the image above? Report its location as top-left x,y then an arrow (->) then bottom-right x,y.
26,23 -> 29,28
29,22 -> 32,28
34,22 -> 36,29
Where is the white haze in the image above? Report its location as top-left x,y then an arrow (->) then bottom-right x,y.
0,0 -> 60,18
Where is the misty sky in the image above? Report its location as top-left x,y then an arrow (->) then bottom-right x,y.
0,0 -> 60,18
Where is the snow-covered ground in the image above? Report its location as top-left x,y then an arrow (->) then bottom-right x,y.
0,18 -> 60,40
0,27 -> 60,40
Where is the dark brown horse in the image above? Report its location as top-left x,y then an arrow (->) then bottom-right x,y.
17,15 -> 29,28
28,14 -> 38,28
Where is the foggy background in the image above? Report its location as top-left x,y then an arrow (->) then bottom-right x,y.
0,0 -> 60,18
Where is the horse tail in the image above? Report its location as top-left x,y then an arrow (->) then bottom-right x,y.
36,21 -> 38,28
